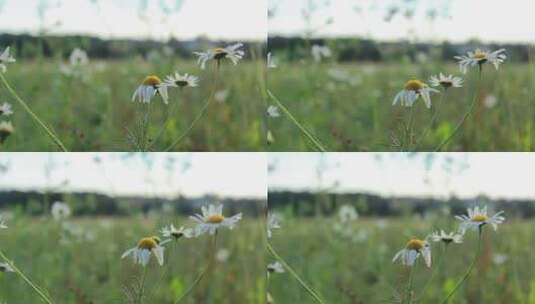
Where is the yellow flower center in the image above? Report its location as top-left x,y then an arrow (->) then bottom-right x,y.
213,48 -> 228,60
406,239 -> 425,251
142,75 -> 162,86
472,214 -> 488,222
207,214 -> 225,224
404,79 -> 425,91
137,237 -> 159,250
473,51 -> 487,61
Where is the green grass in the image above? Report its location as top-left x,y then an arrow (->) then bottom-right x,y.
0,57 -> 265,151
267,216 -> 535,303
0,215 -> 266,304
267,61 -> 535,151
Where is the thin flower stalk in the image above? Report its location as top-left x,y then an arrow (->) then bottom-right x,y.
267,242 -> 325,304
0,73 -> 67,151
267,90 -> 327,152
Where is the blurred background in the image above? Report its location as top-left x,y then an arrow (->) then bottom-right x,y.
267,153 -> 535,303
0,152 -> 266,304
0,0 -> 266,151
267,0 -> 535,151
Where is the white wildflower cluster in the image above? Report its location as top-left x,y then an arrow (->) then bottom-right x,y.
121,203 -> 242,267
393,205 -> 505,268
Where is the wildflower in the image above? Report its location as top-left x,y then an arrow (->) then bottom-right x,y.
392,237 -> 431,267
267,261 -> 285,274
190,203 -> 242,236
161,224 -> 193,240
69,48 -> 89,66
455,206 -> 505,232
0,47 -> 16,73
214,89 -> 229,103
455,49 -> 507,74
267,213 -> 281,238
194,43 -> 244,69
311,45 -> 331,62
0,103 -> 13,116
216,248 -> 230,262
51,201 -> 71,220
0,215 -> 7,229
430,230 -> 463,245
267,105 -> 280,118
483,95 -> 498,108
492,253 -> 508,265
267,52 -> 277,69
0,262 -> 14,273
132,75 -> 169,104
0,121 -> 14,144
163,72 -> 199,88
429,73 -> 463,89
338,205 -> 358,223
393,79 -> 439,108
121,236 -> 167,266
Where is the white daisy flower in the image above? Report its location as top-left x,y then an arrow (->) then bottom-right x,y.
429,73 -> 463,89
194,43 -> 245,69
121,236 -> 168,267
393,79 -> 440,109
0,121 -> 14,144
455,48 -> 507,74
190,204 -> 242,236
483,95 -> 498,108
311,45 -> 332,62
160,224 -> 194,240
163,72 -> 199,88
455,206 -> 505,232
0,47 -> 16,73
0,262 -> 14,273
430,230 -> 463,245
267,105 -> 280,118
214,90 -> 229,103
0,103 -> 13,116
267,213 -> 281,238
267,52 -> 277,69
132,75 -> 169,104
51,201 -> 71,220
492,253 -> 508,265
267,261 -> 285,274
338,205 -> 358,223
392,238 -> 431,267
69,48 -> 89,66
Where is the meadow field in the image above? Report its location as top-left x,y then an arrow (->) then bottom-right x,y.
0,56 -> 265,151
267,61 -> 535,152
267,214 -> 533,304
0,214 -> 266,304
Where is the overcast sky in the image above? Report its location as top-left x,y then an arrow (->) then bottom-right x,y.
0,0 -> 266,41
0,153 -> 266,199
269,0 -> 535,43
269,153 -> 535,200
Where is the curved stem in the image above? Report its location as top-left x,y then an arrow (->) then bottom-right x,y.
417,244 -> 448,301
435,70 -> 482,152
165,65 -> 219,151
266,90 -> 327,152
0,250 -> 54,304
439,229 -> 483,304
416,89 -> 446,150
174,234 -> 218,304
0,73 -> 67,151
266,242 -> 325,304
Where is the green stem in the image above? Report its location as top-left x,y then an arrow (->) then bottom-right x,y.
417,244 -> 448,301
416,89 -> 446,150
266,242 -> 326,304
138,266 -> 148,303
174,234 -> 218,304
0,73 -> 67,151
439,228 -> 483,304
165,66 -> 219,151
266,90 -> 327,152
0,250 -> 54,304
405,262 -> 416,304
435,69 -> 482,152
404,105 -> 415,151
148,95 -> 180,150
